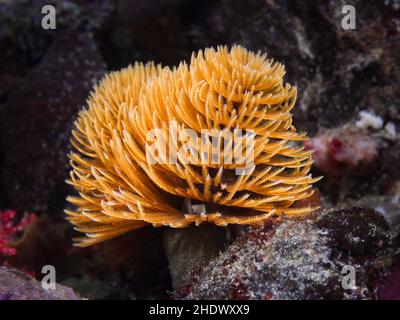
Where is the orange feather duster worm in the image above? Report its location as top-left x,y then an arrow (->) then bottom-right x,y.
66,46 -> 321,246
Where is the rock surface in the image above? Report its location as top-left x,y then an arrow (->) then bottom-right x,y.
176,208 -> 392,300
1,28 -> 106,213
0,266 -> 81,300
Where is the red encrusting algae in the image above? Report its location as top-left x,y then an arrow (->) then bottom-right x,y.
0,210 -> 37,257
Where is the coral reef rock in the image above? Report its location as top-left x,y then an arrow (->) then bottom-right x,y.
176,207 -> 392,300
378,263 -> 400,300
0,266 -> 82,300
198,0 -> 400,130
1,29 -> 106,212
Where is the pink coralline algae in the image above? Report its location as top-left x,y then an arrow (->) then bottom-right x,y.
304,128 -> 381,178
0,210 -> 37,257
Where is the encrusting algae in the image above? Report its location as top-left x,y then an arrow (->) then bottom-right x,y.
65,46 -> 322,246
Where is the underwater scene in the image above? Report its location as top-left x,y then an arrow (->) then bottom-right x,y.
0,0 -> 399,305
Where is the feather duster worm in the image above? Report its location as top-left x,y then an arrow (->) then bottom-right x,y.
66,46 -> 322,246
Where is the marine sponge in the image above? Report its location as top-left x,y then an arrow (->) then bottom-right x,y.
66,46 -> 321,246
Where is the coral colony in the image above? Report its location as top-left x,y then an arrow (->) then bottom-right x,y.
66,46 -> 322,246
